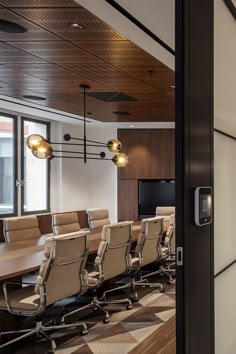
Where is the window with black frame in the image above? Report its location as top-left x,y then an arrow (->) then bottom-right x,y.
21,118 -> 50,214
0,114 -> 17,217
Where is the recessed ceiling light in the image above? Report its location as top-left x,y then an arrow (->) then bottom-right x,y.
0,20 -> 27,34
23,95 -> 46,101
70,23 -> 84,29
129,125 -> 135,128
171,84 -> 176,89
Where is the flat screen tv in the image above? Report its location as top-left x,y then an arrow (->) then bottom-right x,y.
139,179 -> 175,216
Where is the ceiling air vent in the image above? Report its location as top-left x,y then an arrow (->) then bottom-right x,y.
112,111 -> 131,116
85,91 -> 138,102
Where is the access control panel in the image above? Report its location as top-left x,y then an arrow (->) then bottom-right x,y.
194,187 -> 212,226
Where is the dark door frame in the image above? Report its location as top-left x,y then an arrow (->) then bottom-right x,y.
176,1 -> 214,354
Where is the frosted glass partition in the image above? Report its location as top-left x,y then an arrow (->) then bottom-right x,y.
214,132 -> 236,274
214,0 -> 236,352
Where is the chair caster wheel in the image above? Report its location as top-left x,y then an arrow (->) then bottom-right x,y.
126,304 -> 133,310
81,329 -> 88,335
93,306 -> 98,312
103,317 -> 110,324
160,288 -> 165,293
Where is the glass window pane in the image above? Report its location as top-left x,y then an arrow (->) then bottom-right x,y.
23,119 -> 49,213
0,116 -> 15,215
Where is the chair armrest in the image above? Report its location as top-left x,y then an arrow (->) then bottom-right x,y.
3,281 -> 36,314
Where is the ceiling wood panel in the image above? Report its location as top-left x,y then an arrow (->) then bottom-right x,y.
12,7 -> 127,41
0,0 -> 81,8
0,8 -> 60,41
0,0 -> 175,122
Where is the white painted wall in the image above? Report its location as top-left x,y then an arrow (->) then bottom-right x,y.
214,1 -> 236,353
53,123 -> 118,223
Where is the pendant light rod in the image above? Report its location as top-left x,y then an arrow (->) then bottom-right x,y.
80,84 -> 90,163
53,155 -> 111,161
51,142 -> 106,147
68,136 -> 107,146
53,149 -> 105,156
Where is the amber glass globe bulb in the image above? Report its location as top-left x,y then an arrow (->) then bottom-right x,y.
32,141 -> 53,159
112,153 -> 128,167
107,139 -> 122,153
26,134 -> 45,149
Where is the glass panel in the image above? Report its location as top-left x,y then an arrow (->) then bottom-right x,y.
0,116 -> 15,215
23,119 -> 49,213
214,0 -> 236,352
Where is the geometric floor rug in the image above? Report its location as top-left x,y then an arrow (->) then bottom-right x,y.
55,286 -> 176,354
4,284 -> 175,354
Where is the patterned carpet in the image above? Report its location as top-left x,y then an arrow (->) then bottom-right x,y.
55,286 -> 176,354
2,282 -> 175,354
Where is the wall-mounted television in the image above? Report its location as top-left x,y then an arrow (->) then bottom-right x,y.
139,179 -> 175,217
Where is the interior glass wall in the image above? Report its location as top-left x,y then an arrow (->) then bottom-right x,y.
214,0 -> 236,352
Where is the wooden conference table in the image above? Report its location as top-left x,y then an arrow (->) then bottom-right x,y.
0,223 -> 141,281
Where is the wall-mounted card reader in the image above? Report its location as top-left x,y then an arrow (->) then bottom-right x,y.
194,187 -> 212,226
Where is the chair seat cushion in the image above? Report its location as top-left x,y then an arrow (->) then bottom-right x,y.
0,285 -> 40,312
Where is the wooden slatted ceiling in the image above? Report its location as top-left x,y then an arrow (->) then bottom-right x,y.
0,0 -> 175,122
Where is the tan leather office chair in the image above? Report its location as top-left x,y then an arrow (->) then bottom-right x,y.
156,206 -> 175,231
0,231 -> 90,353
159,214 -> 176,281
83,221 -> 133,323
102,217 -> 164,301
141,214 -> 176,282
87,208 -> 110,229
52,212 -> 81,235
3,215 -> 41,243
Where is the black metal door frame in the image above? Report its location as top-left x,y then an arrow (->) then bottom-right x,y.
176,1 -> 214,354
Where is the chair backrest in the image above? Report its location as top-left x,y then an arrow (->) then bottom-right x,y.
52,212 -> 81,235
166,214 -> 176,253
136,217 -> 164,267
3,215 -> 41,243
87,209 -> 110,229
35,230 -> 89,306
156,206 -> 175,231
95,221 -> 133,281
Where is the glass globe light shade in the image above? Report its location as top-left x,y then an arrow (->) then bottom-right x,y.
107,139 -> 122,153
32,141 -> 53,159
26,134 -> 45,149
112,153 -> 128,167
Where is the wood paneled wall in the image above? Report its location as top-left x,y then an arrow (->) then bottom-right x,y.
118,129 -> 175,221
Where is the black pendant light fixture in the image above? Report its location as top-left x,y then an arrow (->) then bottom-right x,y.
26,85 -> 128,167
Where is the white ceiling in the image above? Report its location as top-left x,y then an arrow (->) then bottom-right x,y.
116,0 -> 175,50
76,0 -> 175,70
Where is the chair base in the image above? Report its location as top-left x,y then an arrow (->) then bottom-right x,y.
62,295 -> 133,324
101,276 -> 164,302
0,319 -> 87,352
141,267 -> 174,282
